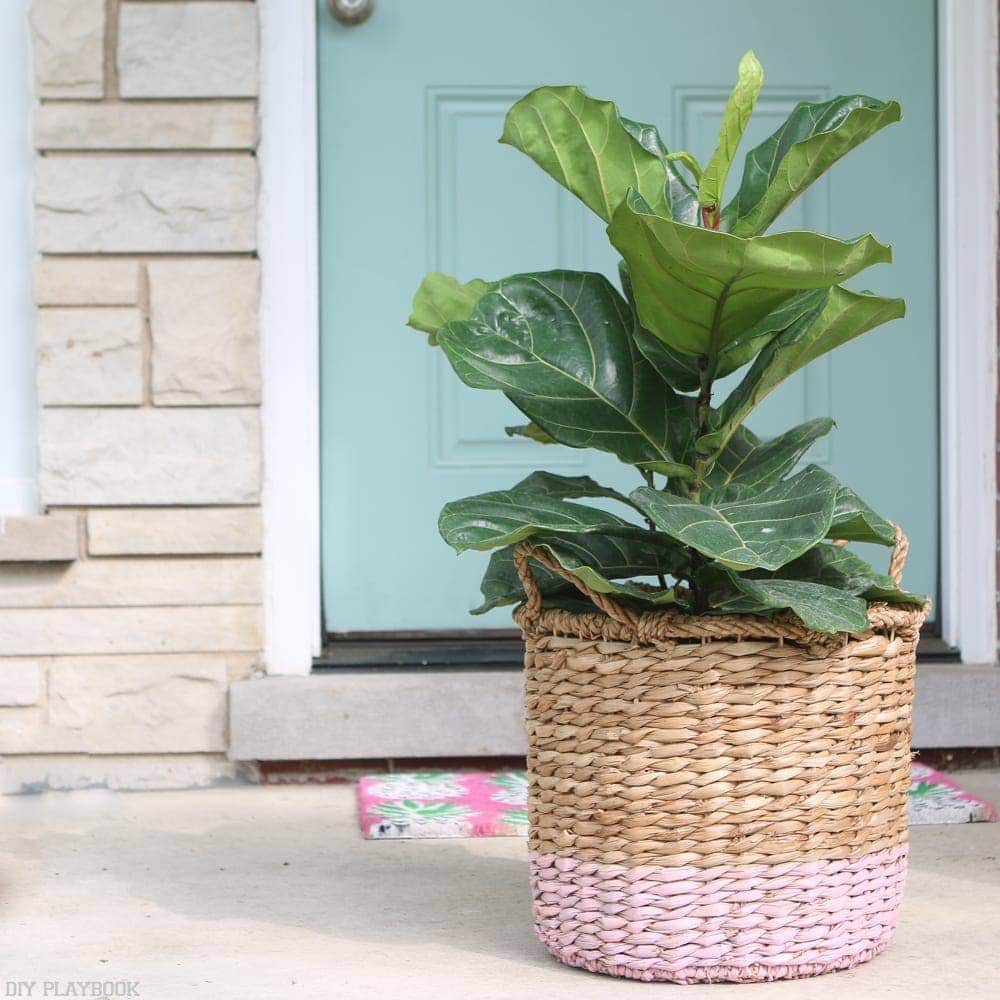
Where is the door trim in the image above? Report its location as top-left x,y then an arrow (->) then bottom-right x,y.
258,0 -> 997,675
937,0 -> 998,663
258,0 -> 322,675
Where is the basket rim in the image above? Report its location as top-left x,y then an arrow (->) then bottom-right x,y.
514,599 -> 928,647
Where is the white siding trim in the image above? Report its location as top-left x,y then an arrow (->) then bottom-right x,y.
0,0 -> 38,514
258,0 -> 321,674
938,0 -> 999,663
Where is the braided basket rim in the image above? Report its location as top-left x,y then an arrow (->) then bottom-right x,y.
514,599 -> 927,648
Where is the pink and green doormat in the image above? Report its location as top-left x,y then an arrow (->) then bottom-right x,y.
358,764 -> 997,839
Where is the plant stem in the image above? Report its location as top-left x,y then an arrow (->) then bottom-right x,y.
639,468 -> 669,590
686,549 -> 709,614
685,354 -> 717,613
690,355 -> 715,504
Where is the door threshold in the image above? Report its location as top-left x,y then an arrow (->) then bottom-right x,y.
314,628 -> 957,671
314,635 -> 523,670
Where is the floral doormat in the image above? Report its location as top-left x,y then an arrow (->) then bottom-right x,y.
908,762 -> 998,825
357,765 -> 997,839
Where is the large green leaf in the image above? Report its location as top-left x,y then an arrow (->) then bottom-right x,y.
511,470 -> 630,505
439,489 -> 637,554
631,464 -> 839,571
505,423 -> 556,445
500,86 -> 670,222
472,533 -> 684,614
618,261 -> 701,392
829,486 -> 896,545
619,118 -> 699,225
699,50 -> 763,220
472,544 -> 576,614
714,289 -> 827,376
754,542 -> 924,605
631,324 -> 702,392
725,95 -> 902,237
703,570 -> 870,633
704,418 -> 834,498
608,191 -> 892,358
436,271 -> 696,477
708,286 -> 905,446
407,273 -> 491,345
628,283 -> 822,392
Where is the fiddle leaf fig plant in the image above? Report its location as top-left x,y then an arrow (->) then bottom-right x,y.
408,51 -> 925,633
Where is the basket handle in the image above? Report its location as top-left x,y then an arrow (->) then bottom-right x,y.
513,542 -> 639,627
515,522 -> 910,619
888,522 -> 909,586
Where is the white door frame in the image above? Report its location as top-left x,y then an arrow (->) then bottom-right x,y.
937,0 -> 998,663
258,0 -> 322,675
257,0 -> 998,675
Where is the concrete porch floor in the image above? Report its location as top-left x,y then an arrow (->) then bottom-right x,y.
3,773 -> 999,1000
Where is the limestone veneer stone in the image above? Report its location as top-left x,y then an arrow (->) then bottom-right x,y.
87,507 -> 262,556
39,408 -> 261,505
0,515 -> 78,562
149,259 -> 261,405
0,606 -> 262,657
47,655 -> 229,753
35,155 -> 257,253
29,0 -> 104,99
37,307 -> 143,406
0,661 -> 42,707
34,260 -> 141,306
117,2 -> 259,98
35,102 -> 258,151
0,557 -> 262,608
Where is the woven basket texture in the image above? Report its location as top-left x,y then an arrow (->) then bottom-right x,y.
513,533 -> 927,984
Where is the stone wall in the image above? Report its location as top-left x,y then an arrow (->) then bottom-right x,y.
0,0 -> 262,792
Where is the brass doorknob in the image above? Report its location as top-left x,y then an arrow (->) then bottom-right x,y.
327,0 -> 375,25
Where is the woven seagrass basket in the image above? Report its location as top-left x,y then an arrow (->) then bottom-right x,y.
512,527 -> 928,984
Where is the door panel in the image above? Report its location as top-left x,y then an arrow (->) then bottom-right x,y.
318,0 -> 938,632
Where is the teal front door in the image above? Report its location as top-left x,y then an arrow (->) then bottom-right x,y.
318,0 -> 938,633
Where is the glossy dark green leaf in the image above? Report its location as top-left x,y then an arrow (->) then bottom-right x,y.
632,325 -> 702,392
512,470 -> 630,505
725,95 -> 902,236
608,191 -> 892,358
407,272 -> 491,345
715,289 -> 828,376
829,486 -> 896,545
472,544 -> 576,614
704,418 -> 834,499
505,423 -> 556,445
632,464 -> 839,571
438,489 -> 636,554
709,286 -> 905,445
705,572 -> 870,633
500,86 -> 671,222
699,51 -> 763,217
618,260 -> 702,392
472,531 -> 684,614
619,117 -> 700,225
861,578 -> 928,606
631,289 -> 820,392
437,271 -> 697,477
754,542 -> 925,605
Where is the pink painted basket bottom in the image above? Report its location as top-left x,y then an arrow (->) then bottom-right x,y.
530,844 -> 908,984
